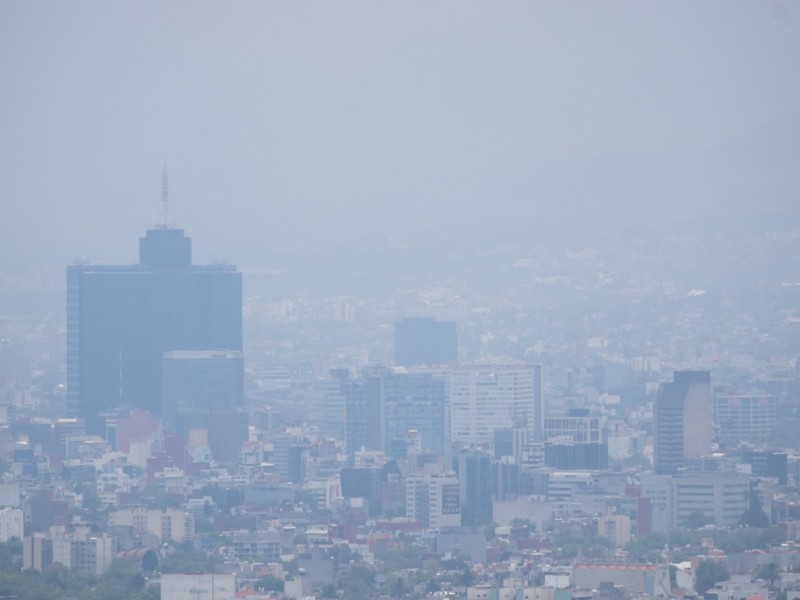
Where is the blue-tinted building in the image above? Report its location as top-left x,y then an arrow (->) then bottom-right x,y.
345,368 -> 446,460
67,227 -> 242,434
452,449 -> 493,526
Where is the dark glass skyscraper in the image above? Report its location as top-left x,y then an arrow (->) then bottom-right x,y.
67,227 -> 242,434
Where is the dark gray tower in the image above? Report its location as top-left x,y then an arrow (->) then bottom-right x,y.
67,226 -> 242,434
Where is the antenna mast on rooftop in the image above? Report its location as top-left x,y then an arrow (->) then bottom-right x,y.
161,164 -> 170,228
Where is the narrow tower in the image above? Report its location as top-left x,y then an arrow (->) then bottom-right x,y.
161,164 -> 170,228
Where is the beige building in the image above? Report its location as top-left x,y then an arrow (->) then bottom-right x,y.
23,534 -> 52,571
597,512 -> 631,547
51,531 -> 114,576
406,471 -> 461,530
109,507 -> 195,542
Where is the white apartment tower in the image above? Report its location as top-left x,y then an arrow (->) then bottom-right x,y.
406,471 -> 461,530
450,364 -> 544,445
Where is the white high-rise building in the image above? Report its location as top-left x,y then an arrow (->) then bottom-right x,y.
51,531 -> 114,576
406,471 -> 461,530
0,508 -> 23,541
450,364 -> 544,445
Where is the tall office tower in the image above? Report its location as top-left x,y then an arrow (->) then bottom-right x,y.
161,350 -> 246,462
653,371 -> 712,475
450,364 -> 544,446
531,364 -> 545,440
309,369 -> 349,441
452,449 -> 493,526
380,369 -> 446,457
394,317 -> 457,367
345,368 -> 446,460
67,227 -> 242,434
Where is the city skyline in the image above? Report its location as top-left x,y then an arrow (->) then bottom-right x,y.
0,2 -> 799,599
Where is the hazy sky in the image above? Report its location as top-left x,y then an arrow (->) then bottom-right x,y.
2,1 -> 799,273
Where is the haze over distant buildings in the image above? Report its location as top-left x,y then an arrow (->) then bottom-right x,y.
0,1 -> 799,280
0,4 -> 799,598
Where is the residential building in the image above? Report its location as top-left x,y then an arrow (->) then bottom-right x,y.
0,507 -> 23,541
715,394 -> 777,447
597,512 -> 632,547
405,471 -> 461,530
231,531 -> 281,562
108,507 -> 195,543
23,534 -> 52,571
51,531 -> 114,575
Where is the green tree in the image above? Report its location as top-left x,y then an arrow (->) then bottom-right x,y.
0,538 -> 22,571
381,546 -> 423,572
89,562 -> 141,600
713,527 -> 785,554
389,576 -> 408,598
196,484 -> 244,512
42,562 -> 95,594
458,565 -> 476,587
695,560 -> 729,595
338,564 -> 375,600
740,490 -> 770,528
756,562 -> 781,588
683,510 -> 714,529
551,531 -> 613,560
255,575 -> 284,592
159,546 -> 218,574
625,532 -> 668,563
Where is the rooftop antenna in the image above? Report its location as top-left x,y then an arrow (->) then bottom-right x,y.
161,164 -> 170,228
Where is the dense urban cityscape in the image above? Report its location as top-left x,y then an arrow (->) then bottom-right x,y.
0,217 -> 797,600
2,2 -> 799,600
